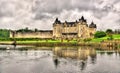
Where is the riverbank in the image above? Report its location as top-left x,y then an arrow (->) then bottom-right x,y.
0,40 -> 120,49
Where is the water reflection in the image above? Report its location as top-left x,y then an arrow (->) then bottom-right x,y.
89,49 -> 96,64
53,47 -> 96,60
53,58 -> 59,68
97,50 -> 119,56
80,61 -> 87,70
106,52 -> 114,56
53,47 -> 97,70
0,45 -> 120,73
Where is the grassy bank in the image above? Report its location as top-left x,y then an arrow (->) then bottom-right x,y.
0,34 -> 120,48
0,34 -> 120,42
91,34 -> 120,42
0,40 -> 119,48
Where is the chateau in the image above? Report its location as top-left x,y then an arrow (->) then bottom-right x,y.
53,16 -> 96,39
10,16 -> 97,39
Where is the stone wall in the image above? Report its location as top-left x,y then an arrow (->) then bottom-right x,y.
10,31 -> 53,39
88,28 -> 96,38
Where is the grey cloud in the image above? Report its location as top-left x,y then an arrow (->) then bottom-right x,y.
116,18 -> 120,23
92,0 -> 120,18
34,12 -> 52,20
0,0 -> 120,30
113,0 -> 120,4
32,0 -> 97,20
32,0 -> 118,20
0,1 -> 14,17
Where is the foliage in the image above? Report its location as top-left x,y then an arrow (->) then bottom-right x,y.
106,29 -> 113,34
16,27 -> 33,33
107,34 -> 113,40
34,28 -> 38,32
83,38 -> 92,42
94,31 -> 106,38
0,29 -> 10,38
114,29 -> 120,34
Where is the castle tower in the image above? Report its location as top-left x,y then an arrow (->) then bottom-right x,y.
53,18 -> 62,38
9,30 -> 16,38
78,16 -> 88,38
88,21 -> 97,38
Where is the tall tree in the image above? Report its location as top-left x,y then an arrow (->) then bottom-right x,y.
106,29 -> 113,34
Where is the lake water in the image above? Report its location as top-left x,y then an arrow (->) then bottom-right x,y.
0,45 -> 120,73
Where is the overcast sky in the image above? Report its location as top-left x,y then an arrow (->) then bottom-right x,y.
0,0 -> 120,30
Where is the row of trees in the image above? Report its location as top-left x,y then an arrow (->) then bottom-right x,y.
114,29 -> 120,34
0,28 -> 39,38
16,27 -> 39,33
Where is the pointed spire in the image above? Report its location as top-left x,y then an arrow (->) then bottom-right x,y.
81,16 -> 84,20
54,17 -> 61,24
89,21 -> 97,28
76,20 -> 78,23
65,20 -> 67,23
79,16 -> 86,22
91,21 -> 94,25
55,17 -> 58,22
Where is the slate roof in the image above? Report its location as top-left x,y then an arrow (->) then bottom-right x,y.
54,18 -> 61,24
65,21 -> 75,25
79,16 -> 87,22
89,22 -> 97,28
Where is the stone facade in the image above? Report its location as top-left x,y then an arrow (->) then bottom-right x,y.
10,16 -> 97,39
10,30 -> 53,39
53,16 -> 97,39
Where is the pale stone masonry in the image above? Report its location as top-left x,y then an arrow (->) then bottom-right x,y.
10,16 -> 97,39
53,16 -> 96,39
10,30 -> 53,39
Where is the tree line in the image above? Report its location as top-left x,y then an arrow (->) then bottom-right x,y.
16,27 -> 39,33
0,27 -> 39,38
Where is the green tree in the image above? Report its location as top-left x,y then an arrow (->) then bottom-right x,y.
35,28 -> 38,32
0,29 -> 10,38
106,29 -> 113,34
94,31 -> 106,38
25,27 -> 28,31
106,29 -> 113,40
16,27 -> 33,33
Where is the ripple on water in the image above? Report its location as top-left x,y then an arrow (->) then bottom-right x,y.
0,47 -> 120,73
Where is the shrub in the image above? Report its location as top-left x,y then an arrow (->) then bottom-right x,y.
94,31 -> 106,38
107,34 -> 113,40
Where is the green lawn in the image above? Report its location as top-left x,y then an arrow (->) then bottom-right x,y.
91,34 -> 120,42
112,34 -> 120,39
0,34 -> 120,43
